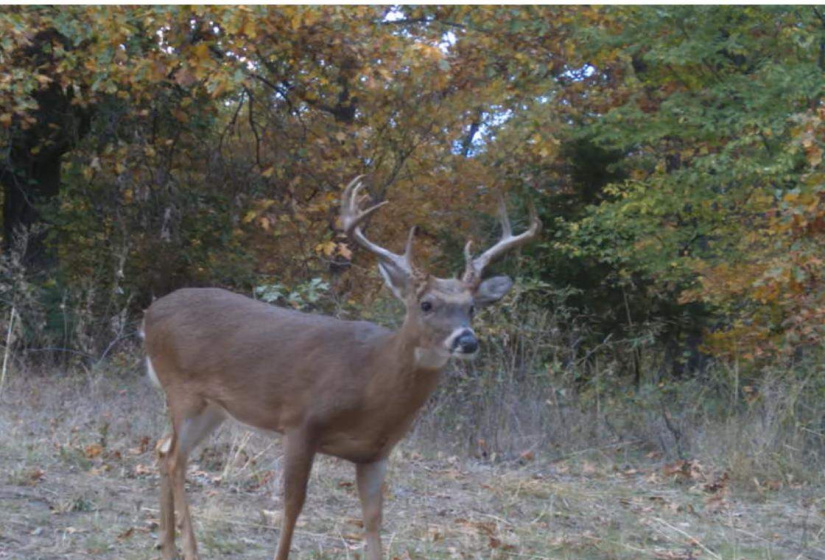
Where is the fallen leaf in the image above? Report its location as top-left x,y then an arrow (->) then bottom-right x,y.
85,443 -> 103,459
28,468 -> 45,484
703,471 -> 729,494
342,533 -> 363,543
663,459 -> 705,482
134,464 -> 153,476
128,436 -> 151,455
89,465 -> 112,475
260,509 -> 281,526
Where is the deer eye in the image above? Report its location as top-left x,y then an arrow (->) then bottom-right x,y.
420,301 -> 433,313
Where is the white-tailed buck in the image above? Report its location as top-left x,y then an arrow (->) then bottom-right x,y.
143,176 -> 541,560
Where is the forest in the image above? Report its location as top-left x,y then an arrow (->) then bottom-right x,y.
2,6 -> 825,559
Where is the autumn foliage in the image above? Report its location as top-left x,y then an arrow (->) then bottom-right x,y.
1,6 -> 825,375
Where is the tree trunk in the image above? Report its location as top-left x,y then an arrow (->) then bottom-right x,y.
1,149 -> 63,269
1,29 -> 92,271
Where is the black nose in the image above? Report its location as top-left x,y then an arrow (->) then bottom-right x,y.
456,332 -> 478,354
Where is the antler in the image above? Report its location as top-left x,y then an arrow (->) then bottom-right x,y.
463,197 -> 542,285
340,175 -> 417,279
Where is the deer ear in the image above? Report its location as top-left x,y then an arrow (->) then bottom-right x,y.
475,275 -> 513,306
377,262 -> 409,301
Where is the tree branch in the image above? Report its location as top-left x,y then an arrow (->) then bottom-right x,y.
243,87 -> 262,167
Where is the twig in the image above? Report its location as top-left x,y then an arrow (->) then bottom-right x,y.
0,306 -> 16,397
651,516 -> 721,559
22,347 -> 93,359
243,87 -> 263,167
548,439 -> 644,463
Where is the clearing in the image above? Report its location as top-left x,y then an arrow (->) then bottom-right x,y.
0,374 -> 823,559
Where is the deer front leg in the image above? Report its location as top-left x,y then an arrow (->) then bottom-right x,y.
357,459 -> 388,560
274,431 -> 316,560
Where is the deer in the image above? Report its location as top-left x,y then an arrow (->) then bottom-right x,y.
142,176 -> 541,560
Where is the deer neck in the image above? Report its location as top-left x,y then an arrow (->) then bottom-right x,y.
396,317 -> 451,372
364,318 -> 446,412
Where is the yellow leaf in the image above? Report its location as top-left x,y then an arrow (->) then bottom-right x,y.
243,210 -> 257,224
262,166 -> 275,178
315,241 -> 336,256
193,43 -> 210,63
806,145 -> 823,168
241,19 -> 258,39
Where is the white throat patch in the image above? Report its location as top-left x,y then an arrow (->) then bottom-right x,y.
414,347 -> 451,369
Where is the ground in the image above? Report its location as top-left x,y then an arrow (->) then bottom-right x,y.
1,374 -> 823,560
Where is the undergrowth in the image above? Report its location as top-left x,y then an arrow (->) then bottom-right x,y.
1,267 -> 823,491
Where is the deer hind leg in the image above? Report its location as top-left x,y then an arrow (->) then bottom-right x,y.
157,434 -> 177,560
274,431 -> 316,560
159,400 -> 226,560
357,459 -> 388,560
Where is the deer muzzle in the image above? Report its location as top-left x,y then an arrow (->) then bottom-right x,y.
450,328 -> 478,356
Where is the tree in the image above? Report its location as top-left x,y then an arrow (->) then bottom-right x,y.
551,6 -> 825,361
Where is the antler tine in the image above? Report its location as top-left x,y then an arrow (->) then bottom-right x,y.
463,197 -> 542,284
340,176 -> 414,277
461,239 -> 474,280
341,176 -> 388,235
404,226 -> 417,259
342,175 -> 366,214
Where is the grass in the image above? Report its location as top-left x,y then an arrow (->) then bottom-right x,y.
1,369 -> 824,559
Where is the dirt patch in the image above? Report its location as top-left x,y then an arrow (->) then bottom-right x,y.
1,375 -> 824,559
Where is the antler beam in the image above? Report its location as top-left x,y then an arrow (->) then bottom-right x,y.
463,197 -> 542,285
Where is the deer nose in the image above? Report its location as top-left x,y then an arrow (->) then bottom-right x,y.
455,331 -> 478,354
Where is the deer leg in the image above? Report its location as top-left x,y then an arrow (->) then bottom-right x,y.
357,459 -> 388,560
157,434 -> 177,560
164,403 -> 226,560
274,432 -> 316,560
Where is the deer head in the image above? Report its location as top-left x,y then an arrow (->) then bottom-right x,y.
341,176 -> 542,366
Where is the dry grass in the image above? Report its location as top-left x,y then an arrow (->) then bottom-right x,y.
1,371 -> 824,560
